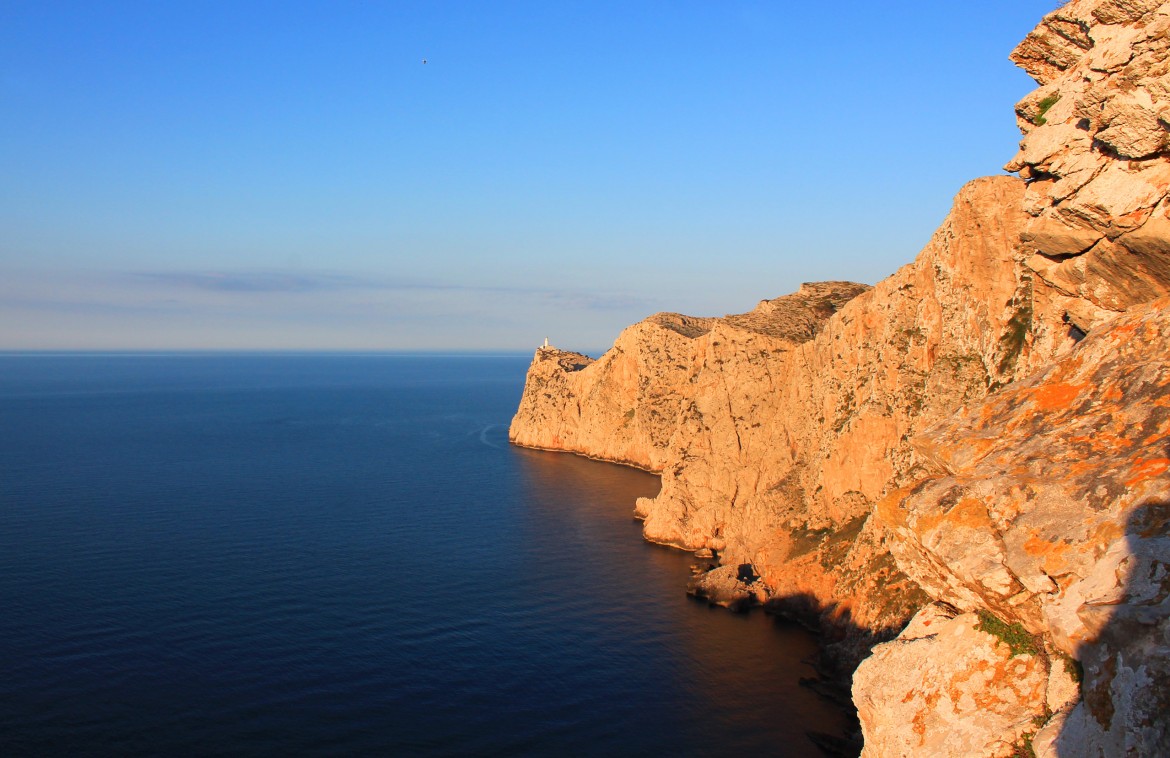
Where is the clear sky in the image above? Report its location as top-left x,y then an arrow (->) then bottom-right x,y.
1,1 -> 1057,352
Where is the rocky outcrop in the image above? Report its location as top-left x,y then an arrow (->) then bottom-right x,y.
686,563 -> 768,613
510,0 -> 1170,754
853,604 -> 1077,758
872,298 -> 1170,756
854,2 -> 1170,753
513,174 -> 1083,640
879,298 -> 1170,653
1006,0 -> 1170,332
509,282 -> 869,473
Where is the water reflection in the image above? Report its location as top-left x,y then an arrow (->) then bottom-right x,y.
512,447 -> 848,755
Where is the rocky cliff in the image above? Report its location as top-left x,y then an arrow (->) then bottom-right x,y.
510,0 -> 1170,754
859,295 -> 1169,756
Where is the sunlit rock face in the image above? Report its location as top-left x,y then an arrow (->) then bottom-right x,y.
511,0 -> 1170,753
512,173 -> 1081,639
876,298 -> 1170,756
859,1 -> 1170,753
1007,0 -> 1170,330
853,604 -> 1075,758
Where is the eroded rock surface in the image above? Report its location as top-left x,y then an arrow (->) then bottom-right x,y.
509,281 -> 868,474
509,0 -> 1170,754
686,563 -> 767,613
877,298 -> 1170,755
513,175 -> 1078,642
853,604 -> 1060,758
852,1 -> 1170,752
1007,0 -> 1170,326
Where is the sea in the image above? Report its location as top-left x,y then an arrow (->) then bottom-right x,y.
0,353 -> 845,756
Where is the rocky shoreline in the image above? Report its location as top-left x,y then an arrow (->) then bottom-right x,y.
510,1 -> 1170,755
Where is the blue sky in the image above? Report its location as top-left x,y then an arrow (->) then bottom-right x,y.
1,1 -> 1056,352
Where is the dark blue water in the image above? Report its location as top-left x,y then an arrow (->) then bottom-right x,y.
0,354 -> 843,756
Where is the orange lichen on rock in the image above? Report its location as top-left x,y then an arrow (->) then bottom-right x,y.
876,486 -> 917,529
854,609 -> 1049,757
1024,533 -> 1072,576
945,497 -> 994,532
875,297 -> 1170,756
1031,381 -> 1089,411
1125,456 -> 1170,487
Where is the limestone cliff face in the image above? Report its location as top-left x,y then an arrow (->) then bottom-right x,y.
513,174 -> 1080,635
853,604 -> 1078,758
856,2 -> 1170,754
510,0 -> 1170,754
509,283 -> 871,473
631,177 -> 1061,633
869,297 -> 1170,756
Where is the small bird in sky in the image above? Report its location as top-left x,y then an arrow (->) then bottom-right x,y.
421,58 -> 427,65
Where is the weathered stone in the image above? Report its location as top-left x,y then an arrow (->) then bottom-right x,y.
1092,0 -> 1163,24
685,564 -> 765,612
1029,237 -> 1170,310
1006,0 -> 1170,312
513,177 -> 1057,638
1020,214 -> 1103,256
853,605 -> 1049,758
878,298 -> 1170,752
1011,4 -> 1095,85
1087,22 -> 1144,72
1013,124 -> 1093,172
1046,643 -> 1082,714
1032,707 -> 1074,758
1058,159 -> 1170,234
1118,200 -> 1170,259
1096,91 -> 1169,158
510,1 -> 1170,754
1050,560 -> 1170,753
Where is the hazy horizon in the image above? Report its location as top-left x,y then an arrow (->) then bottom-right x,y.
1,1 -> 1057,351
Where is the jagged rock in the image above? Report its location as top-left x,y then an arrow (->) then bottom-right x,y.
512,175 -> 1083,638
508,284 -> 871,473
1096,91 -> 1168,158
1019,214 -> 1103,257
1093,0 -> 1164,24
1007,0 -> 1170,314
1027,236 -> 1170,310
1010,5 -> 1093,84
1059,159 -> 1170,235
1119,201 -> 1170,259
879,298 -> 1170,635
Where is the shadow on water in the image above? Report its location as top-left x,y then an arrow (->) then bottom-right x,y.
763,592 -> 903,758
510,446 -> 858,756
1053,498 -> 1170,755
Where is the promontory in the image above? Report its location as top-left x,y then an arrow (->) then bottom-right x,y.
510,1 -> 1170,754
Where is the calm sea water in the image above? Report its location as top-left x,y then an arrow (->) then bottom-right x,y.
0,354 -> 844,756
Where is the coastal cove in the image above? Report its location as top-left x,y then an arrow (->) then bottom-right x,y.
0,353 -> 846,756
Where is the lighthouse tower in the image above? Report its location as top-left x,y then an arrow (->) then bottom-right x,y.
542,337 -> 550,349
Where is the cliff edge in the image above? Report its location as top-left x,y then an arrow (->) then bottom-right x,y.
510,0 -> 1170,755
